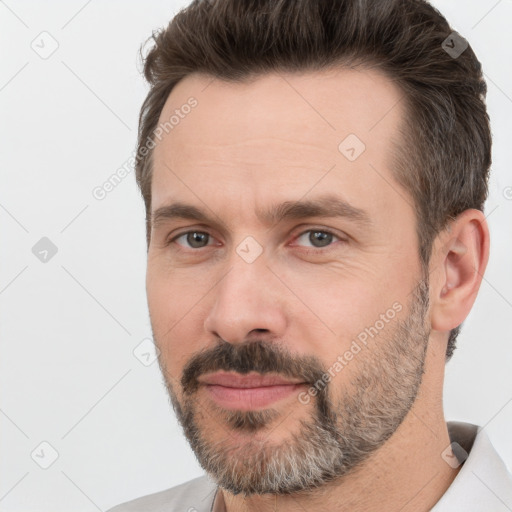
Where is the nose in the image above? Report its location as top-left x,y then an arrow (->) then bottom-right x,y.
203,252 -> 288,344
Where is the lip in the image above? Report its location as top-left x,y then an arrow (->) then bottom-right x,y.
198,371 -> 305,388
198,372 -> 307,410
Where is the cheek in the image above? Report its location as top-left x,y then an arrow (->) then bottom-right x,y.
146,262 -> 206,328
146,269 -> 207,379
277,259 -> 408,355
277,258 -> 379,319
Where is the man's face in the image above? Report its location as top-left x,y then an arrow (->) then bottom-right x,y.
147,68 -> 431,494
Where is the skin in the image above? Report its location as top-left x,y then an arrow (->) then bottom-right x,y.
146,67 -> 490,511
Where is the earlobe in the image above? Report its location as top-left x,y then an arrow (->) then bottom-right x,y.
430,209 -> 490,332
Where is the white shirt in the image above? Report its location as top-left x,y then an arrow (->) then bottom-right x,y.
107,422 -> 512,512
431,422 -> 512,510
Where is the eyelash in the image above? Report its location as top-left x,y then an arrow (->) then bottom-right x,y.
167,227 -> 346,253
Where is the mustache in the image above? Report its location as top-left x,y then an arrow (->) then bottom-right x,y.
181,339 -> 327,395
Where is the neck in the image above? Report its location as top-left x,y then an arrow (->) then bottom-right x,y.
219,337 -> 459,512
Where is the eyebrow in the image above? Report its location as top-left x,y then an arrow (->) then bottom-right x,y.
151,194 -> 373,231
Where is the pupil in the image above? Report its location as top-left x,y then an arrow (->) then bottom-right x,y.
188,232 -> 208,248
310,231 -> 332,247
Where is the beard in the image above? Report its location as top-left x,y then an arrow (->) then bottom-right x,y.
156,275 -> 430,497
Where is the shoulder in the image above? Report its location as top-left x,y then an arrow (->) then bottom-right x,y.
106,474 -> 218,512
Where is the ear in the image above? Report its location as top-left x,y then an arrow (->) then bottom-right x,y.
430,209 -> 490,333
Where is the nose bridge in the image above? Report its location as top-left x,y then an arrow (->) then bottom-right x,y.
204,245 -> 286,343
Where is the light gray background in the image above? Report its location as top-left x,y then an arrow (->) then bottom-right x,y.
1,1 -> 511,510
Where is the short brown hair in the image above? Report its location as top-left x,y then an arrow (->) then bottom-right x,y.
136,0 -> 491,360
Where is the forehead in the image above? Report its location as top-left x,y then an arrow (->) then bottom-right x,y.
151,67 -> 410,227
155,67 -> 404,154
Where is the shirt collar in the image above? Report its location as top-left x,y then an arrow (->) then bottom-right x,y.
431,422 -> 512,510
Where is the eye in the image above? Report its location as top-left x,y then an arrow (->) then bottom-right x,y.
292,229 -> 344,250
168,228 -> 345,252
171,231 -> 216,249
